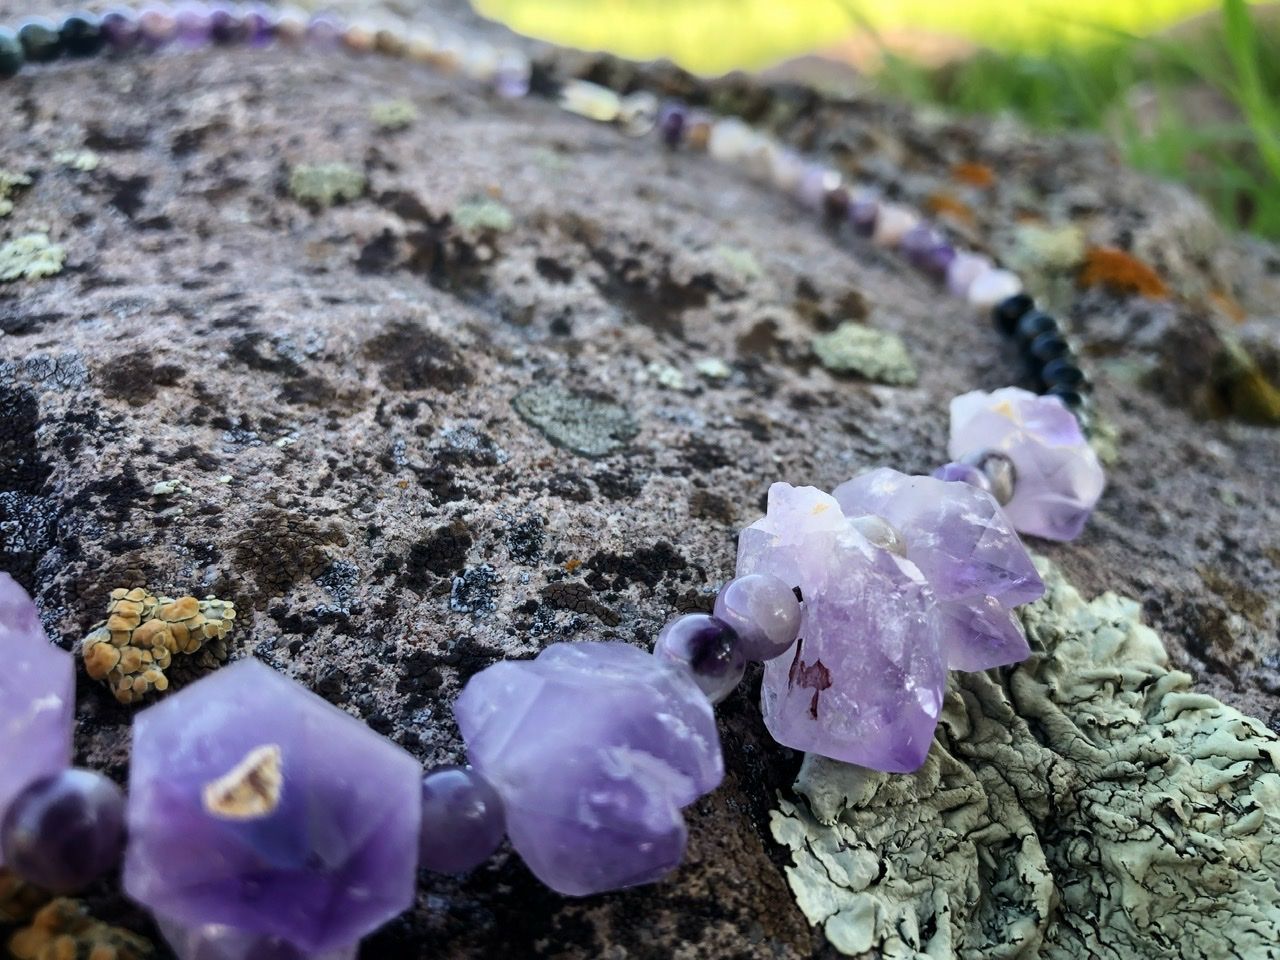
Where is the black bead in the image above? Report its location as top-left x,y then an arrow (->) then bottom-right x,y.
59,13 -> 104,58
209,8 -> 246,45
18,19 -> 62,63
1041,356 -> 1089,392
992,293 -> 1034,336
1014,309 -> 1059,346
1028,331 -> 1071,363
0,29 -> 24,78
1046,384 -> 1089,411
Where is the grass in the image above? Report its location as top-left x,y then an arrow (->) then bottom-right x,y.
873,0 -> 1280,237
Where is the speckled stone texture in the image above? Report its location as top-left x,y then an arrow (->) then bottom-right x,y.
0,2 -> 1278,958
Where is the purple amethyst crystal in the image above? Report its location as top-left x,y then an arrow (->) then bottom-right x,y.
123,659 -> 422,957
737,484 -> 944,772
949,387 -> 1105,541
454,641 -> 722,895
833,468 -> 1043,671
0,573 -> 74,864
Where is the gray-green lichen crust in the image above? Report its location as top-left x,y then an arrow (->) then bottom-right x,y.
771,558 -> 1280,958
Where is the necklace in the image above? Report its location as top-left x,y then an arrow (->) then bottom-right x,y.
0,6 -> 1107,959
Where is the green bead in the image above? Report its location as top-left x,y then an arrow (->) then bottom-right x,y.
18,19 -> 63,63
0,29 -> 24,79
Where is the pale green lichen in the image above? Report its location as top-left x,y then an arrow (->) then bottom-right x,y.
370,99 -> 418,131
0,234 -> 65,283
812,322 -> 918,386
714,244 -> 762,281
53,148 -> 100,172
454,196 -> 514,233
0,169 -> 33,217
287,163 -> 366,209
772,558 -> 1280,959
512,384 -> 638,458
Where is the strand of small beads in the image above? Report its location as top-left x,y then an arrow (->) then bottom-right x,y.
0,7 -> 1107,960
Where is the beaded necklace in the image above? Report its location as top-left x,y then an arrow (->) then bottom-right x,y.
0,6 -> 1105,959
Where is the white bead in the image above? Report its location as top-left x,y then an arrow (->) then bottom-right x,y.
946,252 -> 993,299
872,204 -> 919,247
967,269 -> 1024,308
559,80 -> 621,123
767,146 -> 806,192
708,118 -> 759,162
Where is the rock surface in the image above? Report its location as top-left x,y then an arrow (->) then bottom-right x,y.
1,2 -> 1279,958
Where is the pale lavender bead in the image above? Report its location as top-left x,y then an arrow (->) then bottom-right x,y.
124,659 -> 422,954
173,2 -> 212,47
305,13 -> 343,49
654,613 -> 746,704
0,573 -> 75,868
797,165 -> 838,212
494,62 -> 530,99
872,203 -> 919,247
713,574 -> 801,662
241,5 -> 275,47
949,387 -> 1105,541
137,5 -> 178,50
101,8 -> 141,53
848,197 -> 877,237
931,460 -> 991,493
455,642 -> 722,895
418,766 -> 505,874
946,251 -> 993,298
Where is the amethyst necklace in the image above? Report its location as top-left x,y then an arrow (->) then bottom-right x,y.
0,7 -> 1107,959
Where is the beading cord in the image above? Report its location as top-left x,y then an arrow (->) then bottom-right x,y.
0,6 -> 1106,959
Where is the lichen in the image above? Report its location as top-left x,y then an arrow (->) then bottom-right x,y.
453,195 -> 514,233
1079,246 -> 1169,299
7,898 -> 154,960
0,168 -> 32,216
0,234 -> 65,283
287,163 -> 366,209
812,322 -> 918,386
512,384 -> 640,457
53,148 -> 100,172
370,99 -> 418,131
81,588 -> 237,704
713,244 -> 762,281
771,558 -> 1280,958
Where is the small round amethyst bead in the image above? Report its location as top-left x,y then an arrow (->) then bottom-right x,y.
1,769 -> 125,893
305,13 -> 344,50
173,2 -> 212,48
658,102 -> 687,149
241,7 -> 276,48
100,8 -> 140,54
931,461 -> 992,494
207,3 -> 245,45
654,613 -> 746,704
418,766 -> 506,874
900,224 -> 956,279
137,5 -> 178,50
713,574 -> 802,662
848,197 -> 878,238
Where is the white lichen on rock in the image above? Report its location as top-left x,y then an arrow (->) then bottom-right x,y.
771,558 -> 1280,959
0,169 -> 32,216
0,234 -> 65,282
287,163 -> 366,209
812,321 -> 918,386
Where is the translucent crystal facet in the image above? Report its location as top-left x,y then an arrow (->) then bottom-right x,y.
454,641 -> 723,896
0,573 -> 74,865
949,387 -> 1105,541
123,659 -> 422,957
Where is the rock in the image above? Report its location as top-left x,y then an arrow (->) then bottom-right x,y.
0,2 -> 1277,957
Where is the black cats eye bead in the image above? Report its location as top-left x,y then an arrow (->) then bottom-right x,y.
60,13 -> 105,58
1046,384 -> 1089,412
1041,356 -> 1089,392
0,29 -> 24,78
992,293 -> 1034,336
1028,331 -> 1071,363
1014,310 -> 1059,346
18,19 -> 63,63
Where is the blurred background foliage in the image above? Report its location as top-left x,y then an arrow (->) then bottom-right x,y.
475,0 -> 1280,239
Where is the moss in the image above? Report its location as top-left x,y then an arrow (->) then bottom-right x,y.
453,195 -> 515,233
370,99 -> 418,131
287,162 -> 366,209
812,322 -> 918,386
0,234 -> 65,283
0,168 -> 32,216
771,558 -> 1280,958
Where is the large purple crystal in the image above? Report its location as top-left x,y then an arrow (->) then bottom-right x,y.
454,641 -> 722,896
949,387 -> 1105,541
123,659 -> 422,957
0,573 -> 74,865
832,468 -> 1043,671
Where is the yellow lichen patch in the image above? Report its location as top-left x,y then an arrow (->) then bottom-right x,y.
1079,246 -> 1170,299
950,161 -> 996,189
0,869 -> 48,925
7,899 -> 153,960
80,588 -> 236,704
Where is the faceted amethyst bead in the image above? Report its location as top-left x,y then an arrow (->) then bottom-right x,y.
1,769 -> 125,892
930,460 -> 991,493
900,224 -> 955,278
949,387 -> 1105,541
833,468 -> 1043,671
207,4 -> 245,45
658,102 -> 687,149
241,6 -> 275,48
455,642 -> 722,895
173,3 -> 212,48
654,613 -> 746,704
124,659 -> 422,956
848,197 -> 877,237
100,9 -> 141,54
0,573 -> 74,864
418,766 -> 505,874
713,574 -> 801,662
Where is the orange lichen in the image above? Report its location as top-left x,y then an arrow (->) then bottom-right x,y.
1079,247 -> 1169,299
925,192 -> 975,225
7,899 -> 153,960
564,557 -> 583,573
1208,290 -> 1247,324
0,869 -> 48,924
951,162 -> 996,189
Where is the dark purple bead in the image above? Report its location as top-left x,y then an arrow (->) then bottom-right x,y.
654,613 -> 746,704
1,769 -> 125,893
100,9 -> 141,54
658,102 -> 687,149
848,198 -> 877,238
823,186 -> 851,221
207,4 -> 245,45
900,224 -> 955,278
242,8 -> 276,48
137,5 -> 178,50
418,766 -> 506,874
